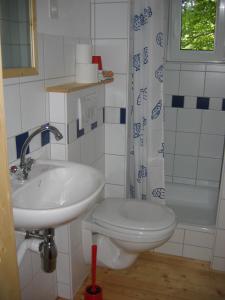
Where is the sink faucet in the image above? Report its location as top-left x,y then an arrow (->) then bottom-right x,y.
10,124 -> 63,181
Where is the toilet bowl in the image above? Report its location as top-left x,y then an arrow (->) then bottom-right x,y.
82,198 -> 176,269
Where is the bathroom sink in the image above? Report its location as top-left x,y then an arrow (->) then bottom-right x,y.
11,160 -> 104,230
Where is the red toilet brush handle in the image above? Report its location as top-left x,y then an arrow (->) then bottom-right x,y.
92,244 -> 97,293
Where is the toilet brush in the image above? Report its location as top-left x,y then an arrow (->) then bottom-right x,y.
84,244 -> 103,300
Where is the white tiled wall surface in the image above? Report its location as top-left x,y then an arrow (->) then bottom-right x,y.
155,226 -> 215,262
91,0 -> 129,198
164,63 -> 225,187
49,85 -> 105,299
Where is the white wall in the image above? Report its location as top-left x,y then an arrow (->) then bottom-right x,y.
4,1 -> 91,300
91,0 -> 130,198
37,0 -> 91,39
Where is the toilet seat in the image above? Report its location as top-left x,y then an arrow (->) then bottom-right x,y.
92,198 -> 176,233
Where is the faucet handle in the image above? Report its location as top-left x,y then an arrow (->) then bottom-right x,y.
10,165 -> 18,174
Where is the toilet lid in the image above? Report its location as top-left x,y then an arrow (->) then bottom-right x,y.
93,198 -> 176,231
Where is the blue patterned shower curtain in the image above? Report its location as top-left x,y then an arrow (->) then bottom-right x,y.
129,0 -> 165,203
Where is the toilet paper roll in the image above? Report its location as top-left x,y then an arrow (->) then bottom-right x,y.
76,44 -> 92,64
76,63 -> 98,83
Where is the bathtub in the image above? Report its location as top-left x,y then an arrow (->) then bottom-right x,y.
166,182 -> 219,226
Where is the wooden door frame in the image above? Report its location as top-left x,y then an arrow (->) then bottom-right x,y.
0,47 -> 21,299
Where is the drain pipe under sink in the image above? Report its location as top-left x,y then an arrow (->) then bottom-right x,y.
16,229 -> 57,273
17,238 -> 41,266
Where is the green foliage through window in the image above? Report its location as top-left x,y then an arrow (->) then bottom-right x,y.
181,0 -> 217,51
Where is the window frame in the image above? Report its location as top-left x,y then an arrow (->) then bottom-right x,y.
167,0 -> 225,62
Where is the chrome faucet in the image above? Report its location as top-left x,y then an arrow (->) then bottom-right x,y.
10,124 -> 63,181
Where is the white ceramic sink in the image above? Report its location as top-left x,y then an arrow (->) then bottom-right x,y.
11,160 -> 104,229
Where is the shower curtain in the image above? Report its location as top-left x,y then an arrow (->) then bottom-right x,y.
129,0 -> 165,203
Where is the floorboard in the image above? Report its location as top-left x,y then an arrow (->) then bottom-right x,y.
74,252 -> 225,300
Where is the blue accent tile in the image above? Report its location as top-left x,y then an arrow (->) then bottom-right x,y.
16,132 -> 29,159
76,119 -> 84,138
41,130 -> 50,146
120,108 -> 126,124
222,99 -> 225,111
91,121 -> 98,130
197,97 -> 209,109
103,107 -> 105,123
172,96 -> 184,108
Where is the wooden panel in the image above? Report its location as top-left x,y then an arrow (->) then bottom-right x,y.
46,79 -> 113,93
74,252 -> 225,300
0,47 -> 21,299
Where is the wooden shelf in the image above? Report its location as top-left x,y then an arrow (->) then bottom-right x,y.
46,79 -> 113,93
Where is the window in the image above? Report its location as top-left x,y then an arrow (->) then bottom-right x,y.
167,0 -> 225,62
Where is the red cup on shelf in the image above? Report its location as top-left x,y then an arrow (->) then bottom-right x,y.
92,56 -> 103,71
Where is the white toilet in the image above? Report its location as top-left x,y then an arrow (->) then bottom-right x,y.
82,198 -> 176,269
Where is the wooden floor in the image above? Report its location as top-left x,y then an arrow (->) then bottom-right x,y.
74,252 -> 225,300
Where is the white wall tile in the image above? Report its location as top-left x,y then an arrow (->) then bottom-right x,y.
20,81 -> 46,131
95,3 -> 128,38
175,132 -> 199,156
201,110 -> 225,135
169,229 -> 184,244
183,245 -> 212,261
164,70 -> 179,95
197,157 -> 222,181
105,124 -> 126,155
32,271 -> 57,300
155,242 -> 183,256
180,63 -> 205,72
217,200 -> 225,229
94,39 -> 128,73
164,62 -> 180,71
80,131 -> 96,166
71,244 -> 89,295
165,131 -> 176,154
68,139 -> 81,163
173,177 -> 195,185
57,282 -> 73,300
164,94 -> 172,107
21,284 -> 34,300
43,34 -> 65,79
165,154 -> 174,176
69,216 -> 83,251
177,109 -> 201,133
184,230 -> 214,248
105,154 -> 126,185
4,84 -> 21,137
174,155 -> 197,179
49,93 -> 66,123
199,134 -> 224,159
92,155 -> 105,175
205,72 -> 225,97
206,64 -> 225,72
7,137 -> 17,163
20,33 -> 44,83
209,98 -> 223,111
19,250 -> 33,289
164,107 -> 177,131
57,253 -> 71,285
184,96 -> 197,109
212,257 -> 225,272
105,74 -> 127,107
64,37 -> 76,77
55,224 -> 70,254
95,125 -> 105,161
104,184 -> 125,198
50,144 -> 67,160
214,229 -> 225,257
179,71 -> 205,96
